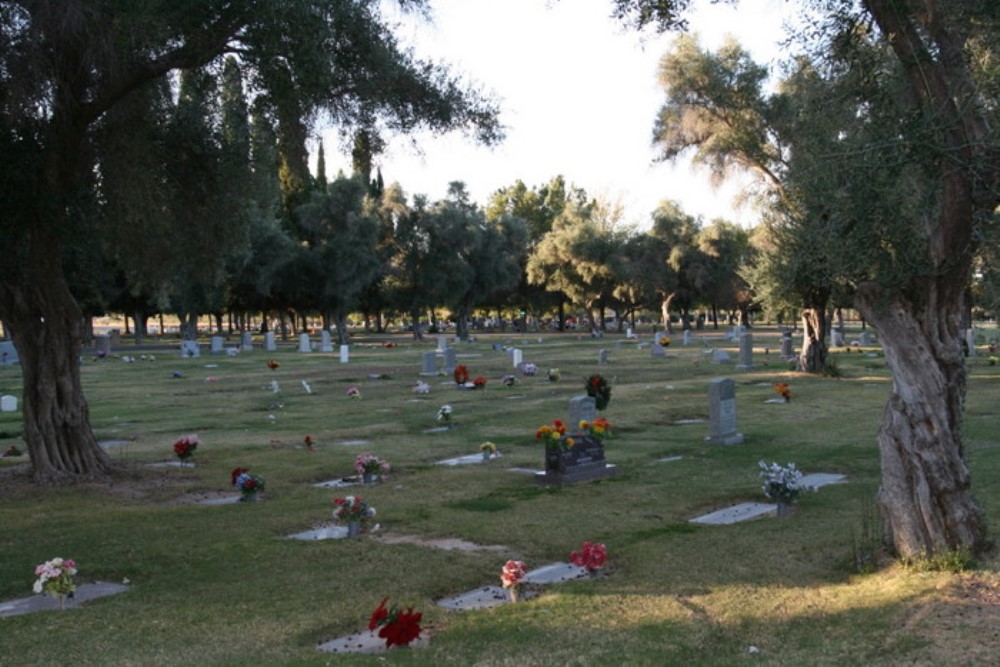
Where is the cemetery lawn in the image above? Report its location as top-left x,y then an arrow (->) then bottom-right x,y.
1,328 -> 998,666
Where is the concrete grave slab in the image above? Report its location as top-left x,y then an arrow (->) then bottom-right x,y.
658,456 -> 684,463
523,562 -> 588,584
689,502 -> 777,525
313,478 -> 361,489
334,439 -> 370,446
436,453 -> 502,466
799,473 -> 847,490
317,629 -> 429,654
423,426 -> 452,434
673,419 -> 705,425
146,461 -> 194,468
374,534 -> 507,552
287,525 -> 349,541
0,582 -> 129,618
508,467 -> 545,475
197,495 -> 243,505
98,440 -> 133,448
436,585 -> 516,611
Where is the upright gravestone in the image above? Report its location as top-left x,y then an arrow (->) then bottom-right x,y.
298,333 -> 311,353
779,333 -> 794,360
264,331 -> 277,352
0,341 -> 18,365
965,329 -> 976,357
442,347 -> 457,374
711,349 -> 731,364
683,330 -> 691,346
321,330 -> 334,353
211,336 -> 225,355
650,342 -> 666,358
567,395 -> 597,430
95,335 -> 112,357
733,324 -> 744,339
339,344 -> 349,364
736,333 -> 754,370
421,351 -> 437,376
858,331 -> 871,347
625,327 -> 636,339
598,349 -> 609,365
240,332 -> 254,352
831,330 -> 845,348
512,348 -> 523,368
437,335 -> 447,352
180,340 -> 200,358
0,395 -> 17,412
705,378 -> 744,445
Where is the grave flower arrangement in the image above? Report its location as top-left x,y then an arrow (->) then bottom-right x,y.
369,596 -> 423,648
758,460 -> 805,506
266,359 -> 280,370
355,454 -> 390,478
585,373 -> 611,410
520,362 -> 538,376
333,495 -> 377,530
547,367 -> 560,382
501,374 -> 517,387
346,386 -> 362,399
536,420 -> 572,451
436,404 -> 453,423
578,417 -> 612,442
33,557 -> 77,608
413,380 -> 431,394
304,434 -> 315,451
774,382 -> 791,402
453,364 -> 470,385
658,336 -> 672,347
172,434 -> 199,463
570,541 -> 608,575
500,559 -> 527,602
473,375 -> 487,389
480,441 -> 498,458
231,467 -> 265,501
4,444 -> 23,457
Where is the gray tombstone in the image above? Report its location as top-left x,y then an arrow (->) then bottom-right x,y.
264,331 -> 277,351
711,349 -> 731,364
858,331 -> 872,347
512,348 -> 523,368
779,333 -> 794,360
567,395 -> 597,431
736,333 -> 755,370
180,340 -> 200,358
298,333 -> 311,353
320,330 -> 333,353
965,329 -> 976,357
421,351 -> 437,375
95,334 -> 112,357
683,330 -> 691,346
705,378 -> 743,445
437,335 -> 447,352
598,349 -> 609,365
442,347 -> 457,374
1,395 -> 17,412
651,343 -> 666,358
240,332 -> 254,352
0,341 -> 18,365
831,329 -> 845,347
211,336 -> 225,355
339,344 -> 349,364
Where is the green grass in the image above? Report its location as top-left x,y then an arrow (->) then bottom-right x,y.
0,326 -> 998,666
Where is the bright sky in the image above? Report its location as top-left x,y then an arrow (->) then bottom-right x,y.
320,0 -> 799,228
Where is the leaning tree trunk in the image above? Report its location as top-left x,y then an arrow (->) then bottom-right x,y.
856,284 -> 985,557
660,292 -> 675,333
0,232 -> 113,483
797,307 -> 828,373
455,301 -> 471,341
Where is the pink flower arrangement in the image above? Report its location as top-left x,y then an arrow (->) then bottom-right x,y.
570,541 -> 607,573
500,559 -> 527,602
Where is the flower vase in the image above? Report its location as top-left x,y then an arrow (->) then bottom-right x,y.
508,587 -> 519,603
241,492 -> 258,503
362,472 -> 374,485
482,451 -> 491,461
347,521 -> 362,537
776,501 -> 791,517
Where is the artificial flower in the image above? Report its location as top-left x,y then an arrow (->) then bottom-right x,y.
570,541 -> 608,572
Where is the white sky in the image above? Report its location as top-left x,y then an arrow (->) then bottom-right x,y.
319,0 -> 799,229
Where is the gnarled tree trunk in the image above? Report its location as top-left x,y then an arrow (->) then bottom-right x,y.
1,231 -> 113,483
797,307 -> 828,373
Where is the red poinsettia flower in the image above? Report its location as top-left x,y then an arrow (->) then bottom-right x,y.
379,607 -> 422,647
368,596 -> 389,631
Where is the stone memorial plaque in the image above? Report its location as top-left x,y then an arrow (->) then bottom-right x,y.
437,335 -> 447,352
0,395 -> 16,412
180,340 -> 200,358
442,348 -> 457,373
95,334 -> 112,356
420,351 -> 437,375
318,629 -> 429,654
711,349 -> 731,364
0,581 -> 129,618
598,349 -> 609,364
799,473 -> 847,490
706,377 -> 743,445
780,333 -> 794,360
690,502 -> 776,525
523,562 -> 588,585
287,525 -> 349,540
298,333 -> 311,352
436,586 -> 511,611
567,395 -> 597,430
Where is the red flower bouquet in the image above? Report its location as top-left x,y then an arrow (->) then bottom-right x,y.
368,597 -> 423,648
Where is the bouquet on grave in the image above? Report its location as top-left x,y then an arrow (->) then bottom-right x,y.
520,362 -> 538,377
173,434 -> 199,462
774,382 -> 791,402
436,404 -> 453,423
501,374 -> 517,387
570,541 -> 607,574
369,597 -> 423,648
266,359 -> 280,370
547,367 -> 560,382
332,495 -> 377,526
453,364 -> 470,385
500,560 -> 527,602
578,417 -> 613,442
535,420 -> 573,451
658,336 -> 672,347
585,374 -> 611,410
758,461 -> 804,505
472,375 -> 487,389
33,557 -> 77,600
413,380 -> 431,394
231,467 -> 265,500
480,441 -> 498,454
346,386 -> 362,399
355,454 -> 390,478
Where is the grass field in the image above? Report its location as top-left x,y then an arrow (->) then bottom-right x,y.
1,326 -> 998,666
